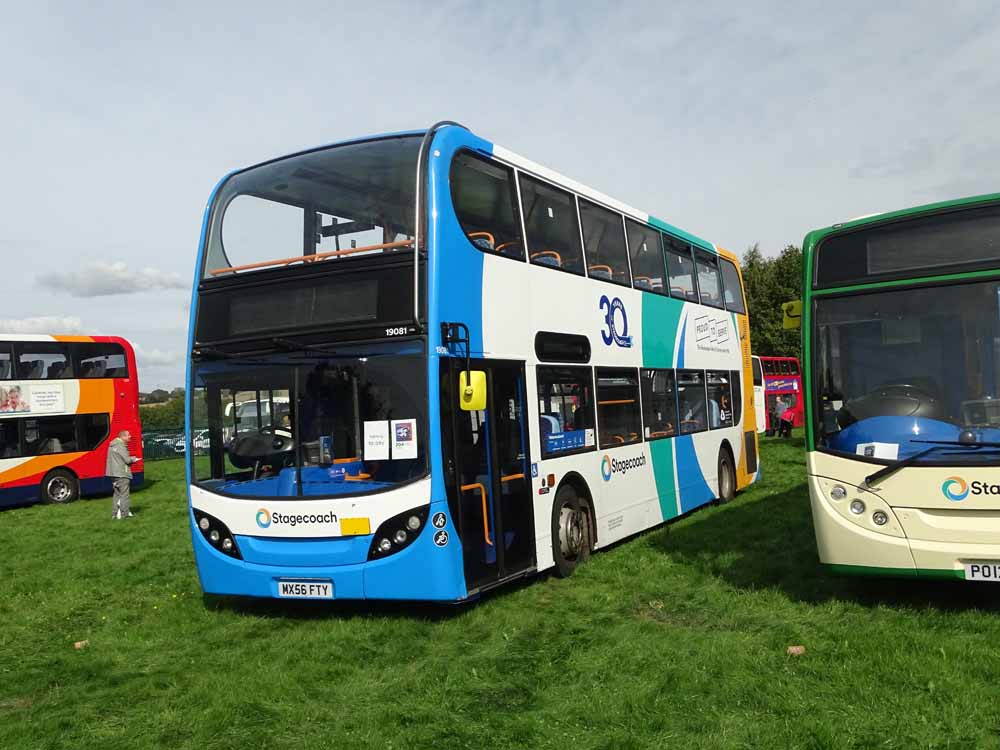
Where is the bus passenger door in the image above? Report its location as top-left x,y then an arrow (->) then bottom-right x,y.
751,356 -> 766,434
449,361 -> 535,592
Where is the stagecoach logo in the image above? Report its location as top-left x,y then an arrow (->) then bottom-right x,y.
255,507 -> 339,528
601,453 -> 647,481
941,476 -> 1000,501
256,508 -> 272,528
599,295 -> 632,348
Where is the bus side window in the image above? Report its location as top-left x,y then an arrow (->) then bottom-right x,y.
664,236 -> 698,303
677,370 -> 708,433
520,175 -> 585,276
695,254 -> 724,309
536,366 -> 595,456
450,151 -> 524,260
0,345 -> 12,379
729,370 -> 743,426
0,419 -> 17,457
595,368 -> 641,448
13,343 -> 72,379
579,199 -> 631,287
627,219 -> 666,294
640,368 -> 677,439
707,371 -> 734,429
752,357 -> 762,387
76,343 -> 128,378
719,258 -> 747,314
80,413 -> 110,451
789,360 -> 800,375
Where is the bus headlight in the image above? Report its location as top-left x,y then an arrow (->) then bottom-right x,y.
872,511 -> 889,526
192,509 -> 243,559
830,485 -> 847,501
368,506 -> 430,560
850,500 -> 866,515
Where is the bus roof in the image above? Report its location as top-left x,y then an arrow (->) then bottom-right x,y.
0,334 -> 133,344
227,125 -> 720,256
803,191 -> 1000,251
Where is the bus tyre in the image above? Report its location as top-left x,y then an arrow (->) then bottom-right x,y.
717,449 -> 736,504
551,484 -> 591,578
42,469 -> 79,504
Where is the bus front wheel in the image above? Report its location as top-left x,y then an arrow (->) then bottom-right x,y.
41,469 -> 79,504
551,484 -> 591,578
717,448 -> 736,504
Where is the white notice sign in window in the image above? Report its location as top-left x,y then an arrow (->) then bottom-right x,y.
364,420 -> 390,461
391,418 -> 418,460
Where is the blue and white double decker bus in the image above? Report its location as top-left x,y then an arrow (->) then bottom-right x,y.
186,122 -> 759,601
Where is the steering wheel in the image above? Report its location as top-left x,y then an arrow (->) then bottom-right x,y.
227,427 -> 296,470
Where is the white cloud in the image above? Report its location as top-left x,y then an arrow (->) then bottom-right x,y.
36,261 -> 188,298
133,344 -> 185,367
0,316 -> 83,334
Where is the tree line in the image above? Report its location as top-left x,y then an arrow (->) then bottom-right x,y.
741,243 -> 802,360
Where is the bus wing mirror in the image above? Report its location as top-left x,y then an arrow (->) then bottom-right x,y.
459,371 -> 487,411
782,300 -> 802,330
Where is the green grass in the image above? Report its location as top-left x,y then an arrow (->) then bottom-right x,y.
3,434 -> 1000,749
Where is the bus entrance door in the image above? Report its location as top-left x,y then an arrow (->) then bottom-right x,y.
450,361 -> 536,592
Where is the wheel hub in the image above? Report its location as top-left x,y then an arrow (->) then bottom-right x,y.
50,478 -> 71,501
559,505 -> 584,557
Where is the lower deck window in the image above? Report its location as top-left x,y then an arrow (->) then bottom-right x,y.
677,370 -> 707,434
596,368 -> 641,448
641,369 -> 677,440
707,370 -> 734,429
536,366 -> 595,456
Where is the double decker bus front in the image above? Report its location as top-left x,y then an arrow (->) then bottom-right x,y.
804,197 -> 1000,580
187,134 -> 464,601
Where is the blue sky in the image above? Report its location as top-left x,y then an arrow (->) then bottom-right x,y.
2,1 -> 998,388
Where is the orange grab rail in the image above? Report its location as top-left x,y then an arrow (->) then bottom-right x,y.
500,473 -> 524,483
467,231 -> 495,248
209,239 -> 415,276
494,241 -> 522,255
461,483 -> 493,546
598,399 -> 636,406
530,250 -> 562,266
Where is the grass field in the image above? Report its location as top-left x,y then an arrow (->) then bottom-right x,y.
3,434 -> 1000,749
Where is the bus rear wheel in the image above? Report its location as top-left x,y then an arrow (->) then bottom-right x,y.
42,469 -> 79,504
551,484 -> 591,578
717,449 -> 736,504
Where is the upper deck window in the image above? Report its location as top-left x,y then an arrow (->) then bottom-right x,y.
626,219 -> 666,294
450,151 -> 524,260
76,343 -> 128,379
664,236 -> 697,303
204,136 -> 421,279
14,342 -> 72,380
579,200 -> 630,286
0,345 -> 11,379
519,175 -> 585,276
719,258 -> 747,313
814,202 -> 1000,288
695,253 -> 724,308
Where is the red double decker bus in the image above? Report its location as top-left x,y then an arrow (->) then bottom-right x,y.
760,355 -> 804,435
0,335 -> 143,507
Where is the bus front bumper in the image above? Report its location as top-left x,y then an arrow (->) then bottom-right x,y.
190,513 -> 469,602
810,474 -> 1000,581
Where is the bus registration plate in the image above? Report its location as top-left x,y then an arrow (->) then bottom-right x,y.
277,579 -> 334,599
964,563 -> 1000,582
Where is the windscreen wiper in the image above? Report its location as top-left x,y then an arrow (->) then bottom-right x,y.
864,439 -> 1000,487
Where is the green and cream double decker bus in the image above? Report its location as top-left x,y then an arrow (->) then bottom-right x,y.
803,193 -> 1000,580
